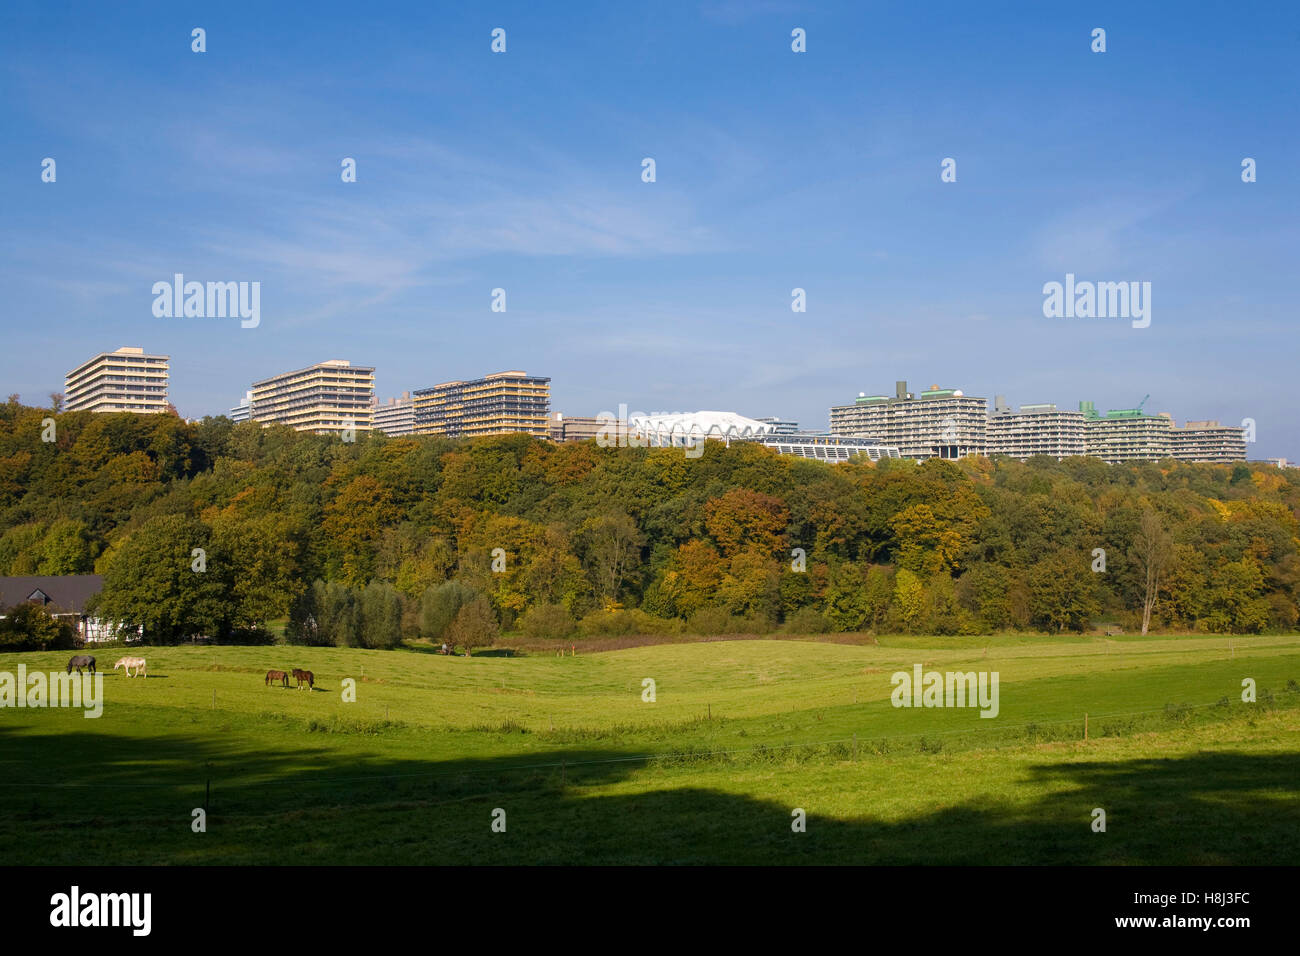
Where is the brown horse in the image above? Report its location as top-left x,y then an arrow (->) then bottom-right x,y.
67,655 -> 95,675
292,668 -> 314,691
265,669 -> 289,687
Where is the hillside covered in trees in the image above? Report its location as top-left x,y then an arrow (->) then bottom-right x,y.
1,397 -> 1298,645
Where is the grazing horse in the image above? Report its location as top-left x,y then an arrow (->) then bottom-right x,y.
292,668 -> 315,691
265,669 -> 289,687
67,655 -> 96,675
114,656 -> 147,678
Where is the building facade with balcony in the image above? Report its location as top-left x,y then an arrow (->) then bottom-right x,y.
250,360 -> 374,435
987,398 -> 1086,460
230,390 -> 252,423
1081,402 -> 1174,462
64,347 -> 169,415
830,381 -> 987,459
413,371 -> 550,438
1170,420 -> 1247,463
373,392 -> 416,436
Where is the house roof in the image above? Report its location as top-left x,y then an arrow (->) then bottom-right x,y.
0,575 -> 103,614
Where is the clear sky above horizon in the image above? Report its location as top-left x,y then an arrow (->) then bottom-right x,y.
2,1 -> 1297,458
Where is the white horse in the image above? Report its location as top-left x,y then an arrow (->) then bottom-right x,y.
113,656 -> 147,678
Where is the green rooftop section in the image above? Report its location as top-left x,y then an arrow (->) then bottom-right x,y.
1080,399 -> 1161,420
855,395 -> 890,404
1097,394 -> 1155,419
919,389 -> 957,399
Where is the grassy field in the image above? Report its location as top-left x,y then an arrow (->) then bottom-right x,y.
2,633 -> 1299,864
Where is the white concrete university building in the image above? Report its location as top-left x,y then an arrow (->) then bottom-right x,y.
64,346 -> 170,415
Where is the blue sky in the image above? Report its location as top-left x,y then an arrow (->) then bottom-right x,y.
2,1 -> 1297,458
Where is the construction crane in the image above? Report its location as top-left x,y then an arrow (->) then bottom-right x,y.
1136,394 -> 1150,412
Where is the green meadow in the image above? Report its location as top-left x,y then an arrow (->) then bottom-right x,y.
2,633 -> 1299,865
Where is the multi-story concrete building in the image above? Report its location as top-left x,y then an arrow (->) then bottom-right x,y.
413,370 -> 550,438
1081,401 -> 1174,462
987,397 -> 1086,460
754,417 -> 800,435
64,346 -> 169,415
830,381 -> 987,459
372,392 -> 416,436
229,390 -> 252,423
547,412 -> 604,443
1170,420 -> 1247,463
250,359 -> 374,435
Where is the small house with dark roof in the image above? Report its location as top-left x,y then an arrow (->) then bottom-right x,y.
0,574 -> 124,642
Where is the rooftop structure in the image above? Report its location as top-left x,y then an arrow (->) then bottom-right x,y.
629,411 -> 777,448
741,433 -> 901,463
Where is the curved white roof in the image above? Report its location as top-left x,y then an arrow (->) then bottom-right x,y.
628,410 -> 776,445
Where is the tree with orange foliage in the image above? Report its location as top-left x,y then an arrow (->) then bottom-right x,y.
704,488 -> 789,557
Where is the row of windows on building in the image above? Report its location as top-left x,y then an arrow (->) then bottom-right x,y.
62,347 -> 172,414
62,350 -> 554,440
61,353 -> 1253,465
828,381 -> 1249,464
236,365 -> 552,439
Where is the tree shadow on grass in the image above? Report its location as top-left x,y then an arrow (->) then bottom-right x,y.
0,724 -> 1296,865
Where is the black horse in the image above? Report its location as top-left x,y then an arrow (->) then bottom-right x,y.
67,655 -> 96,675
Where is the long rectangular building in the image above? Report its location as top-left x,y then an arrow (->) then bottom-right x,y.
1170,420 -> 1247,463
373,392 -> 416,436
754,417 -> 800,435
547,412 -> 604,443
64,346 -> 169,415
1081,402 -> 1174,462
413,370 -> 550,438
250,359 -> 374,435
229,390 -> 252,423
987,399 -> 1085,460
830,381 -> 987,459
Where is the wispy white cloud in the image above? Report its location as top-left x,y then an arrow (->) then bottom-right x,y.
1030,193 -> 1183,272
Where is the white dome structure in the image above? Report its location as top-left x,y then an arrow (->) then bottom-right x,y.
628,410 -> 776,448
